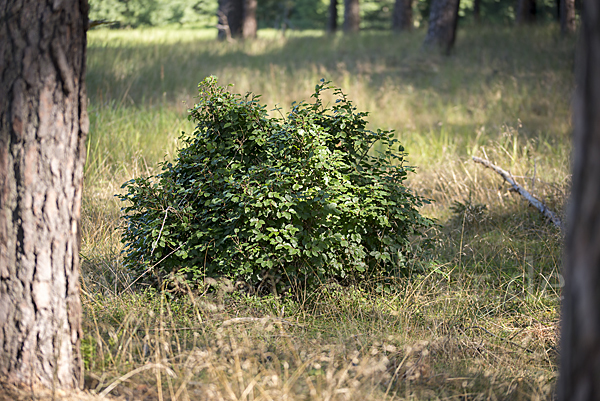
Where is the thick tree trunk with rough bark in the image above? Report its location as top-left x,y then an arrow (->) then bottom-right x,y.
392,0 -> 413,32
327,0 -> 338,33
423,0 -> 460,53
0,0 -> 88,390
344,0 -> 360,33
242,0 -> 257,39
560,0 -> 576,35
558,0 -> 600,399
516,0 -> 537,24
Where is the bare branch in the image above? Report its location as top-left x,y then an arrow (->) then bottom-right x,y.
472,156 -> 563,230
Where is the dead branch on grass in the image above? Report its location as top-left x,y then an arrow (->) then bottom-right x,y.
472,156 -> 563,230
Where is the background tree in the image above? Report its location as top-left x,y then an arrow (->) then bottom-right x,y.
327,0 -> 338,32
423,0 -> 460,54
217,0 -> 257,39
243,0 -> 258,38
0,0 -> 88,389
218,0 -> 243,39
558,0 -> 600,399
560,0 -> 575,35
392,0 -> 413,32
516,0 -> 537,24
473,0 -> 481,23
344,0 -> 360,32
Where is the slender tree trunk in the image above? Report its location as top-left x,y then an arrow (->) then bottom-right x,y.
327,0 -> 338,33
0,0 -> 88,389
344,0 -> 360,33
516,0 -> 537,24
474,0 -> 481,23
558,0 -> 600,399
392,0 -> 413,32
217,0 -> 232,40
424,0 -> 461,54
242,0 -> 257,39
560,0 -> 576,35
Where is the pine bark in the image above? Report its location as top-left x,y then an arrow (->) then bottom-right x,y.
423,0 -> 460,54
560,0 -> 576,35
392,0 -> 413,32
327,0 -> 338,33
516,0 -> 537,24
242,0 -> 257,39
0,0 -> 88,389
343,0 -> 360,33
558,0 -> 600,399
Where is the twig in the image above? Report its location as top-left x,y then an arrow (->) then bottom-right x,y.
472,156 -> 562,230
221,317 -> 302,327
466,326 -> 534,354
99,363 -> 175,398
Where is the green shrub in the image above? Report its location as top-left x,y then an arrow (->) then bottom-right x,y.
119,77 -> 432,292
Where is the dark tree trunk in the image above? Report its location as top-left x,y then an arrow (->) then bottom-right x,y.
423,0 -> 461,54
328,0 -> 338,33
242,0 -> 257,39
392,0 -> 413,32
218,0 -> 244,40
516,0 -> 537,24
344,0 -> 360,33
560,0 -> 576,35
474,0 -> 481,23
558,0 -> 600,399
0,0 -> 88,390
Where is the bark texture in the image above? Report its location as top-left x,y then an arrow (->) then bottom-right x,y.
242,0 -> 257,39
327,0 -> 338,33
423,0 -> 460,53
343,0 -> 360,33
0,0 -> 88,389
392,0 -> 413,32
558,0 -> 600,399
516,0 -> 537,24
560,0 -> 576,35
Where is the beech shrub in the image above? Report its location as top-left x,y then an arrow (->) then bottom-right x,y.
120,77 -> 432,292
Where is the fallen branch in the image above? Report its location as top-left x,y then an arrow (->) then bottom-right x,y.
472,156 -> 562,230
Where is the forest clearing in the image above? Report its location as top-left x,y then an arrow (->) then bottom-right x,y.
69,25 -> 573,400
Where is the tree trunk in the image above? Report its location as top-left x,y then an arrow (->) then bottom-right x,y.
327,0 -> 338,33
560,0 -> 576,35
0,0 -> 88,390
218,0 -> 244,40
242,0 -> 257,39
558,0 -> 600,399
474,0 -> 481,23
423,0 -> 461,54
344,0 -> 360,33
392,0 -> 413,32
516,0 -> 537,24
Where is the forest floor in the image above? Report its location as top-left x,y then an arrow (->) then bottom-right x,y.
75,25 -> 573,400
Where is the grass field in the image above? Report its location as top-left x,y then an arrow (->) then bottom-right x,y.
80,25 -> 573,400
